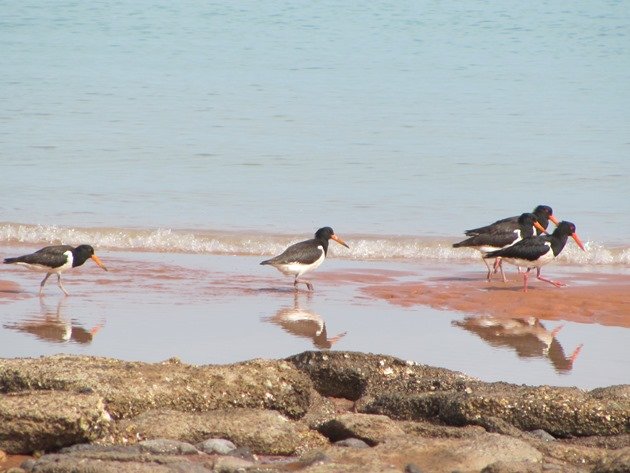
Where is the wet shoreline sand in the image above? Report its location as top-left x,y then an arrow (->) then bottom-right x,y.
0,252 -> 628,390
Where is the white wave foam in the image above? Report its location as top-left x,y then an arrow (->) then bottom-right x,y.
0,223 -> 627,266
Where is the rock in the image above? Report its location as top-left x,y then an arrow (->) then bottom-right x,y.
592,447 -> 630,473
404,463 -> 423,473
482,460 -> 543,472
212,455 -> 256,473
226,447 -> 256,462
116,408 -> 327,455
287,351 -> 474,400
138,439 -> 198,455
317,413 -> 405,445
528,429 -> 556,442
333,438 -> 370,448
196,438 -> 236,455
0,355 -> 314,421
400,419 -> 486,439
22,445 -> 215,473
0,390 -> 111,454
360,384 -> 630,438
21,453 -> 181,472
324,433 -> 543,473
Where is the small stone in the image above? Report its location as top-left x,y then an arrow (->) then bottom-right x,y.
334,438 -> 370,448
405,463 -> 423,473
228,446 -> 256,462
197,438 -> 237,455
138,439 -> 198,455
528,429 -> 555,442
20,459 -> 37,472
214,455 -> 255,473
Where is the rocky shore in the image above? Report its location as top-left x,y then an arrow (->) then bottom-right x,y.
0,351 -> 628,473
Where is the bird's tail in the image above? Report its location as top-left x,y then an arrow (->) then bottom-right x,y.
260,260 -> 271,265
3,258 -> 18,264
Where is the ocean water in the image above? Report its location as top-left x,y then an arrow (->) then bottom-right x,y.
1,1 -> 629,254
0,2 -> 628,387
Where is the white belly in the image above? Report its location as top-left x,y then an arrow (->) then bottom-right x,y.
276,249 -> 325,277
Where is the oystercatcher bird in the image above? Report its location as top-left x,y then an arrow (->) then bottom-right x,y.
3,244 -> 108,296
260,227 -> 349,291
453,213 -> 547,282
484,221 -> 585,292
464,205 -> 559,237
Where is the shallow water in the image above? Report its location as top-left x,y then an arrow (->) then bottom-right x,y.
0,249 -> 628,390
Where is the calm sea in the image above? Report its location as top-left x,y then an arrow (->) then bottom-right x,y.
1,2 -> 629,389
1,1 -> 629,259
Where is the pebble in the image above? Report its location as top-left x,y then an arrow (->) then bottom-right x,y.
196,438 -> 236,455
528,429 -> 556,442
333,438 -> 370,448
138,439 -> 199,455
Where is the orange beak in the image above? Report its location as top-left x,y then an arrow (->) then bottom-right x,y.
571,233 -> 586,252
331,234 -> 350,249
549,215 -> 560,226
91,254 -> 108,271
533,221 -> 547,235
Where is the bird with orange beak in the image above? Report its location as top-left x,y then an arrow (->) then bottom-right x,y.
261,227 -> 349,291
484,221 -> 585,292
4,244 -> 108,296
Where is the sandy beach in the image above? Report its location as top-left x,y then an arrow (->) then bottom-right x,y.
359,270 -> 630,328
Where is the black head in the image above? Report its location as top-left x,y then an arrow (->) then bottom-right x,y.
315,227 -> 335,240
314,227 -> 350,249
553,221 -> 577,236
73,245 -> 95,259
72,245 -> 108,271
517,212 -> 537,225
533,205 -> 553,217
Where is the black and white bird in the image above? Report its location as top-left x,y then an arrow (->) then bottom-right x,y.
484,221 -> 585,292
464,205 -> 558,237
453,213 -> 547,281
260,227 -> 349,291
3,244 -> 108,296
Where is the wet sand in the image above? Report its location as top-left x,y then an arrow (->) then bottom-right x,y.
0,249 -> 628,389
359,270 -> 630,328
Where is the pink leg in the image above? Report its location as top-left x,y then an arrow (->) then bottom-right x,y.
522,269 -> 530,292
496,258 -> 507,283
295,277 -> 314,291
483,256 -> 493,281
536,268 -> 566,287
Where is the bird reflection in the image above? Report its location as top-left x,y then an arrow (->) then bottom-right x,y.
263,294 -> 347,349
453,316 -> 583,373
3,298 -> 103,344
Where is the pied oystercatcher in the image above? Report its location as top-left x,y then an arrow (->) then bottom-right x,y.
484,221 -> 585,292
465,205 -> 559,236
260,227 -> 349,291
453,212 -> 547,281
4,244 -> 108,296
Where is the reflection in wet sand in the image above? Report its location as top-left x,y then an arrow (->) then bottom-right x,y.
453,316 -> 583,374
263,294 -> 347,349
3,298 -> 103,344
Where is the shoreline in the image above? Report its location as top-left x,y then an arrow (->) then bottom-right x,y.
0,351 -> 628,473
1,254 -> 628,390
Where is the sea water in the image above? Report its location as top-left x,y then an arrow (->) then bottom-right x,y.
0,1 -> 628,387
1,1 -> 628,255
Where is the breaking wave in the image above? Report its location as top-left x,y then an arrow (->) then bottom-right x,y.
0,222 -> 627,266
